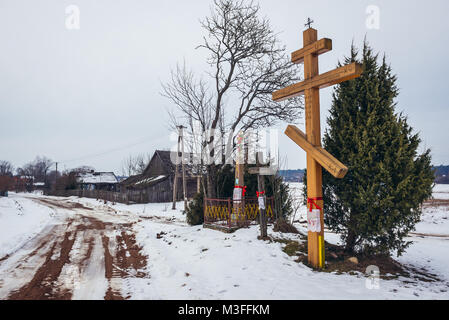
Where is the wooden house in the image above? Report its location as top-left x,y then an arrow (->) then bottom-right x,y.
120,150 -> 199,203
76,171 -> 119,191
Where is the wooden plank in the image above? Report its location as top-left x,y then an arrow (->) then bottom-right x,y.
272,62 -> 362,102
248,167 -> 261,175
248,167 -> 276,176
291,38 -> 332,64
285,125 -> 348,179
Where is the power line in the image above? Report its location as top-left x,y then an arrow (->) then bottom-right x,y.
60,134 -> 168,165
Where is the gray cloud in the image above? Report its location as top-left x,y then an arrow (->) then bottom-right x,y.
1,0 -> 448,172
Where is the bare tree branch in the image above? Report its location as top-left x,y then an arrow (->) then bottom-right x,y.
161,0 -> 304,197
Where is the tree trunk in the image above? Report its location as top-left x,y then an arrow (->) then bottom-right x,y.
345,228 -> 357,254
206,165 -> 217,198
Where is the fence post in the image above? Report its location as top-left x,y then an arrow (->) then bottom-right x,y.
227,198 -> 231,229
204,198 -> 207,225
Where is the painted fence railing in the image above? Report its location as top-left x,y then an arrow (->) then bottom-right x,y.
204,197 -> 275,232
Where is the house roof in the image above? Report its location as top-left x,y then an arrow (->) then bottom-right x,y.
121,174 -> 169,189
121,150 -> 198,189
143,150 -> 179,174
141,150 -> 197,176
76,172 -> 118,184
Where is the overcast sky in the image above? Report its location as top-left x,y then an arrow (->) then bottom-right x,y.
1,0 -> 448,174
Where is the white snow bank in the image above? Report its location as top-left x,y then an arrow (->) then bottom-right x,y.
132,220 -> 448,300
55,196 -> 187,222
432,184 -> 449,199
0,193 -> 55,258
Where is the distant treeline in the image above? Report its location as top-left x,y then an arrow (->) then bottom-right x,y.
434,165 -> 449,184
279,169 -> 305,182
280,166 -> 449,184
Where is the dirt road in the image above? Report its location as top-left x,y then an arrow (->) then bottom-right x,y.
0,197 -> 149,300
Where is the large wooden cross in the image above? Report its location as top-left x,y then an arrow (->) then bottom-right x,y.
273,28 -> 362,268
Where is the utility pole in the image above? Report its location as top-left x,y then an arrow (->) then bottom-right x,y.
180,125 -> 188,210
172,125 -> 186,210
55,162 -> 58,189
172,127 -> 181,210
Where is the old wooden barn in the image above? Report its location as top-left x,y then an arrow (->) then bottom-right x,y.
120,150 -> 199,203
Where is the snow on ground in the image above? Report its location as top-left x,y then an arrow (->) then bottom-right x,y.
432,184 -> 449,199
414,205 -> 449,235
0,184 -> 448,300
287,182 -> 449,293
132,221 -> 448,299
0,193 -> 58,258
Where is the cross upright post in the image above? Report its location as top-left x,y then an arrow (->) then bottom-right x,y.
303,28 -> 324,268
272,28 -> 362,268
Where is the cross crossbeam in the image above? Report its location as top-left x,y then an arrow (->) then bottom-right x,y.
285,125 -> 348,179
291,38 -> 332,64
273,63 -> 362,101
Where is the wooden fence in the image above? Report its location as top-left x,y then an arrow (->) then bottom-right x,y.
203,197 -> 276,232
45,189 -> 170,205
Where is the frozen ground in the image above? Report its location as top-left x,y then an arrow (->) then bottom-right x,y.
0,184 -> 448,300
432,184 -> 449,200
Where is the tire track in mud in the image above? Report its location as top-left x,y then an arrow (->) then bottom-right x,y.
102,229 -> 149,300
3,198 -> 149,300
102,235 -> 124,300
8,228 -> 78,300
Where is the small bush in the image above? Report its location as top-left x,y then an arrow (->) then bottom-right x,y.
273,219 -> 299,234
186,192 -> 204,226
282,241 -> 301,256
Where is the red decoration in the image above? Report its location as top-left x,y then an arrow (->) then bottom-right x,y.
235,185 -> 247,197
307,197 -> 322,212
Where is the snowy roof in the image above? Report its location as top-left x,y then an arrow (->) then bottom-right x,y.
134,175 -> 166,185
120,173 -> 169,188
76,172 -> 118,184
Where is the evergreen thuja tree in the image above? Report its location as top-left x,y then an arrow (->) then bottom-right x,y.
320,41 -> 434,257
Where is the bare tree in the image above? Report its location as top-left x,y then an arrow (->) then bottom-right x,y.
121,154 -> 151,177
0,160 -> 14,176
162,0 -> 303,197
17,156 -> 53,183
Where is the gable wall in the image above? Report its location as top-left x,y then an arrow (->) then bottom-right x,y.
143,153 -> 169,177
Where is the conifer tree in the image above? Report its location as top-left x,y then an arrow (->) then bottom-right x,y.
318,41 -> 434,256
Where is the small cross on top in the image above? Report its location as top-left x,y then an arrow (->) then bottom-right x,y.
305,17 -> 314,29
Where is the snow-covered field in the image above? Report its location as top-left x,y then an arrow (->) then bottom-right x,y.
432,184 -> 449,200
0,193 -> 55,258
0,184 -> 448,300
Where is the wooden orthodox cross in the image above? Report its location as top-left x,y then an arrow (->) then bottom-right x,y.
233,131 -> 246,220
272,27 -> 362,268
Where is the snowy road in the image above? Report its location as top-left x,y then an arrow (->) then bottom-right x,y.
1,189 -> 449,300
0,197 -> 149,300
